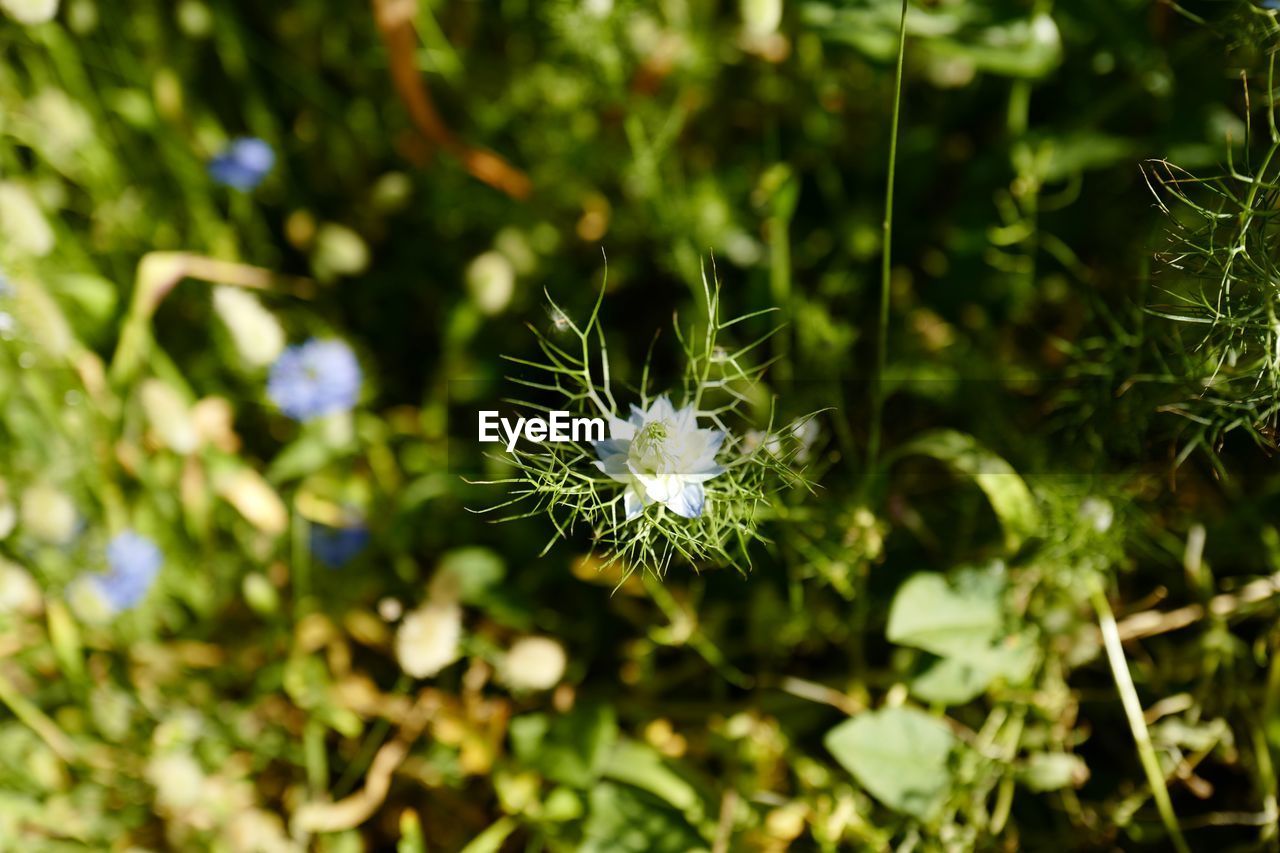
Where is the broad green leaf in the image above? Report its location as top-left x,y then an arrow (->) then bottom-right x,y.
910,634 -> 1038,704
580,782 -> 709,853
898,430 -> 1040,552
437,547 -> 506,603
459,817 -> 517,853
824,707 -> 957,819
509,703 -> 617,788
887,569 -> 1003,658
603,739 -> 707,825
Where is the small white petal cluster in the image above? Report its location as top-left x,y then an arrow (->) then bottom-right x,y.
500,636 -> 567,692
593,395 -> 726,521
395,600 -> 462,679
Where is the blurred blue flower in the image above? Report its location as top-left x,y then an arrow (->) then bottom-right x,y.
0,271 -> 10,297
95,530 -> 163,611
311,522 -> 370,568
208,137 -> 275,191
267,339 -> 362,421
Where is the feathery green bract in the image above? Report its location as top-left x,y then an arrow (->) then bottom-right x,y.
474,266 -> 815,577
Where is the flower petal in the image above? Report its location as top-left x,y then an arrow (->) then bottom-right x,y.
647,394 -> 676,422
624,487 -> 645,521
592,438 -> 630,458
608,417 -> 637,441
682,462 -> 725,484
667,483 -> 705,519
593,454 -> 633,483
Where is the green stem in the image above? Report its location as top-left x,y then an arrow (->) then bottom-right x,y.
864,0 -> 909,485
0,672 -> 77,764
642,573 -> 752,689
1092,586 -> 1190,853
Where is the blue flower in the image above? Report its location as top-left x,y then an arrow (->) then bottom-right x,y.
0,271 -> 10,297
95,530 -> 162,611
267,339 -> 362,421
208,137 -> 275,191
310,522 -> 370,568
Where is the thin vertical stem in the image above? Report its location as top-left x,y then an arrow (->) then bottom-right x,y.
1092,586 -> 1191,853
865,0 -> 909,483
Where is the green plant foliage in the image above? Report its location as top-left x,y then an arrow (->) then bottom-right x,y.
1,0 -> 1279,849
824,707 -> 959,820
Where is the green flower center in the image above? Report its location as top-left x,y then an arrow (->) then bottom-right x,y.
631,420 -> 674,472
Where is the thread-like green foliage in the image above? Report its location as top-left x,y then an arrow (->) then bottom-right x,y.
474,266 -> 816,577
1146,69 -> 1280,451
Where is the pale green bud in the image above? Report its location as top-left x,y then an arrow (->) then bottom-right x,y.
466,251 -> 516,316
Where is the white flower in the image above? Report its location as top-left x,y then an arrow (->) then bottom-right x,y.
592,395 -> 726,521
500,636 -> 567,691
395,600 -> 462,678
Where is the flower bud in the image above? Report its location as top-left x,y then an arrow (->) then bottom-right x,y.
311,223 -> 369,280
499,636 -> 567,691
395,601 -> 462,678
466,251 -> 516,316
213,286 -> 285,368
242,573 -> 279,616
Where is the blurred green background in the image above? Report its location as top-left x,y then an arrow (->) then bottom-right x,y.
2,0 -> 1280,850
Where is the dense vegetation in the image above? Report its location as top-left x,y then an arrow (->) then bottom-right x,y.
1,0 -> 1279,850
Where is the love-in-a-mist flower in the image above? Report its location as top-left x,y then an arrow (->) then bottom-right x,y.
267,339 -> 361,422
593,395 -> 726,521
72,530 -> 162,617
207,137 -> 275,191
100,531 -> 162,610
310,522 -> 369,569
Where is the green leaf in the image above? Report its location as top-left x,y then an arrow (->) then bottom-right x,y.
509,703 -> 617,788
1020,753 -> 1088,792
803,2 -> 1061,79
602,739 -> 708,825
437,547 -> 506,603
580,783 -> 709,853
887,569 -> 1003,658
910,635 -> 1038,704
898,430 -> 1040,552
825,707 -> 958,819
459,817 -> 517,853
